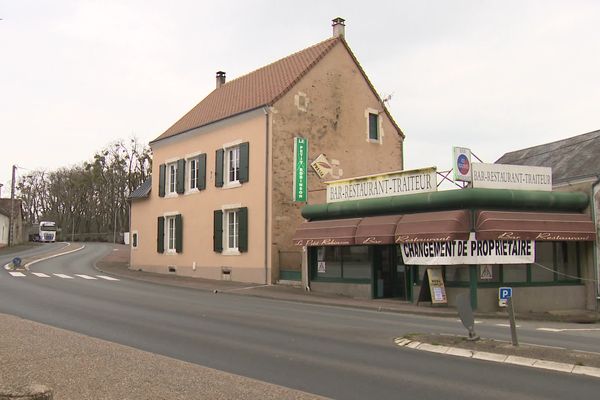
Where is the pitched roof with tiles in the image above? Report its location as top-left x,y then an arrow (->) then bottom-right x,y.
496,129 -> 600,184
151,36 -> 402,143
128,177 -> 152,200
0,199 -> 22,218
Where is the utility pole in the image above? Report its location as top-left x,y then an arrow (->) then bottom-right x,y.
8,165 -> 16,247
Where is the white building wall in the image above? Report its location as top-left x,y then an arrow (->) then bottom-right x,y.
0,214 -> 9,246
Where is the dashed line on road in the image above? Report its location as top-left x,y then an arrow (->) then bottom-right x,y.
53,274 -> 74,279
75,274 -> 97,280
537,327 -> 600,333
8,271 -> 25,277
96,275 -> 119,281
31,272 -> 50,277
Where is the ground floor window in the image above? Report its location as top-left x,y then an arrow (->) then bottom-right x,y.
412,241 -> 581,286
311,246 -> 371,282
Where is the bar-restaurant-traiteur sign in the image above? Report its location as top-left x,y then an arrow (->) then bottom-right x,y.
472,163 -> 552,191
326,167 -> 437,203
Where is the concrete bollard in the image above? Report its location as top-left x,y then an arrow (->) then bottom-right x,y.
0,384 -> 53,400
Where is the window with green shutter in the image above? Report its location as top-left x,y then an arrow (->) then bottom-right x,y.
176,159 -> 185,194
157,216 -> 165,253
175,214 -> 183,253
239,142 -> 249,183
158,164 -> 166,197
238,207 -> 248,252
368,113 -> 379,141
213,210 -> 223,252
198,153 -> 206,190
215,149 -> 224,187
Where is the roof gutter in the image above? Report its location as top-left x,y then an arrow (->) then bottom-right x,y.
150,106 -> 268,146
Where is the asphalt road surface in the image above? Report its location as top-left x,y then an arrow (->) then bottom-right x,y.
1,243 -> 599,399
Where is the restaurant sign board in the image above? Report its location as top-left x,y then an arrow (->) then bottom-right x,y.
293,137 -> 308,202
326,167 -> 437,203
453,146 -> 472,182
400,233 -> 535,265
472,163 -> 552,191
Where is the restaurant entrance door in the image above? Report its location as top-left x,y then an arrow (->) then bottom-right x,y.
373,246 -> 409,300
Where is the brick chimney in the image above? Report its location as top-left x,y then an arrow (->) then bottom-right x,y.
332,17 -> 345,38
216,71 -> 226,88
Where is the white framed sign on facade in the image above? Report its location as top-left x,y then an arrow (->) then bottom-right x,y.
452,146 -> 472,182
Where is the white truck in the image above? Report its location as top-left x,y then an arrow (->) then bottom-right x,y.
30,221 -> 57,242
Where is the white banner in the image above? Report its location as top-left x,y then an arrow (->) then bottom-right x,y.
400,234 -> 535,265
472,163 -> 552,191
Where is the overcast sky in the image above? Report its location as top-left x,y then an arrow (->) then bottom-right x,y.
1,0 -> 599,192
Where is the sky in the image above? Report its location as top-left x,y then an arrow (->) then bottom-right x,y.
1,0 -> 599,193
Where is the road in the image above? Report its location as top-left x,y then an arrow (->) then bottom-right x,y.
1,243 -> 599,399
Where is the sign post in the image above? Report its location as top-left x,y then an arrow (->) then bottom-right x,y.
293,137 -> 308,202
498,287 -> 512,307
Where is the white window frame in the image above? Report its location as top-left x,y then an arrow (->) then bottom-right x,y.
165,215 -> 177,254
166,162 -> 178,196
226,146 -> 240,186
221,203 -> 242,255
365,108 -> 384,144
188,157 -> 199,191
221,140 -> 242,189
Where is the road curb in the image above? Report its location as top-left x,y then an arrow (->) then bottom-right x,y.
394,338 -> 600,379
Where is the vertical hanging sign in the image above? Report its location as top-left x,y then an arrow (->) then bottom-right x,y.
293,137 -> 308,202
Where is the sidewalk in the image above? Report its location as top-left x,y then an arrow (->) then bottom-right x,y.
98,244 -> 599,323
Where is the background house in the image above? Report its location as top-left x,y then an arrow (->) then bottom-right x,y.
130,18 -> 404,284
497,129 -> 600,310
0,198 -> 25,247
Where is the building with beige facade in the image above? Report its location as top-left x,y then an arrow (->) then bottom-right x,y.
129,18 -> 404,284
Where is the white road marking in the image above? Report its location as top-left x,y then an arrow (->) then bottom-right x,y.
75,274 -> 97,280
96,275 -> 119,281
8,271 -> 26,277
31,272 -> 50,277
456,319 -> 483,324
24,243 -> 86,270
495,323 -> 521,328
53,274 -> 73,279
537,327 -> 600,333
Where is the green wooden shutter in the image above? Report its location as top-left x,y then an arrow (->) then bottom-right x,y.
213,210 -> 223,252
369,113 -> 379,140
157,216 -> 165,253
238,207 -> 248,252
198,154 -> 206,190
215,149 -> 224,187
176,158 -> 185,194
175,214 -> 183,253
239,142 -> 249,183
158,164 -> 166,197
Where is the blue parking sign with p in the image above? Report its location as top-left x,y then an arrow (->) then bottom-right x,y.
499,287 -> 512,307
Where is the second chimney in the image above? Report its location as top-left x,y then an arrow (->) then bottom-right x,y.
332,17 -> 345,38
216,71 -> 226,88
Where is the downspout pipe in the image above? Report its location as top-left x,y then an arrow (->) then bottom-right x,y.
592,176 -> 600,303
263,107 -> 271,285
